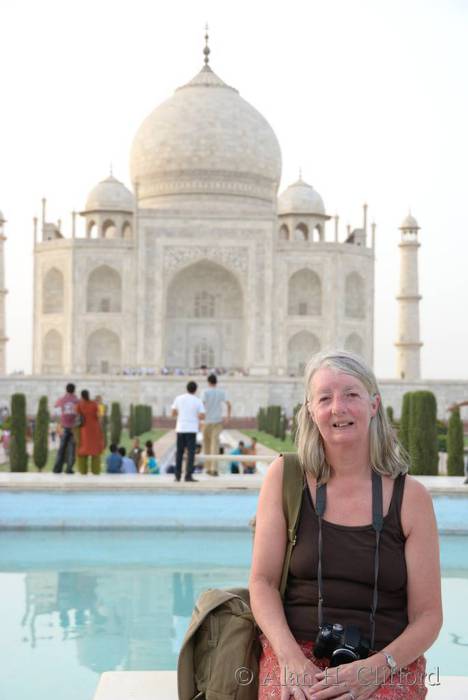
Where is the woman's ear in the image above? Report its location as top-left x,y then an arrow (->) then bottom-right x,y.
370,393 -> 381,417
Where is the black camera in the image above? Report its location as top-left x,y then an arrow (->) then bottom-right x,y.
314,623 -> 370,667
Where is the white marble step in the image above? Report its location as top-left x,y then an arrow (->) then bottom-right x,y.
93,670 -> 468,700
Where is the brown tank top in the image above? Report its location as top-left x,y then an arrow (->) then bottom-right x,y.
283,474 -> 408,651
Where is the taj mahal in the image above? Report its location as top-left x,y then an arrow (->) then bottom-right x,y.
0,38 -> 465,417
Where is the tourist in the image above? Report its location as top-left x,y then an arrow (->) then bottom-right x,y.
76,390 -> 105,475
201,373 -> 231,476
129,437 -> 143,472
138,440 -> 154,473
106,443 -> 122,473
118,446 -> 137,474
1,426 -> 11,457
242,436 -> 257,474
229,441 -> 245,474
53,383 -> 79,474
171,381 -> 205,482
250,350 -> 442,699
140,446 -> 159,474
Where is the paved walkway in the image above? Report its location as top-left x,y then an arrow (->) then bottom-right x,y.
0,429 -> 467,494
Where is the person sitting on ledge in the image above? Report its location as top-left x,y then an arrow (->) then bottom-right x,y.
250,349 -> 442,700
106,443 -> 122,474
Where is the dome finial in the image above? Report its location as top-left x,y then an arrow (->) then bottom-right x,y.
298,167 -> 303,181
109,162 -> 113,177
203,23 -> 211,68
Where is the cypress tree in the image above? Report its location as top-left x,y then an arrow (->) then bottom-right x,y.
33,396 -> 49,471
128,404 -> 135,439
399,392 -> 412,453
10,393 -> 28,472
386,406 -> 394,425
110,402 -> 122,444
257,407 -> 265,433
291,403 -> 302,443
278,413 -> 288,441
409,391 -> 439,475
447,407 -> 464,476
135,405 -> 143,436
274,406 -> 282,438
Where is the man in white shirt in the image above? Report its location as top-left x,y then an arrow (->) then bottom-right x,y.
171,381 -> 205,482
201,374 -> 231,476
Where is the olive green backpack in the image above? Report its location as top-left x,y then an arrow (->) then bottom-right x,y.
177,453 -> 304,700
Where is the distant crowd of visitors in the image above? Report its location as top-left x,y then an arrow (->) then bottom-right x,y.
48,375 -> 258,479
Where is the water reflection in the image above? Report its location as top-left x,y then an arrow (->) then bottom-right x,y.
19,566 -> 243,673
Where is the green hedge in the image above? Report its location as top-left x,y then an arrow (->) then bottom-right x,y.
33,396 -> 49,471
10,393 -> 28,472
447,407 -> 464,476
408,391 -> 439,476
110,402 -> 122,444
399,392 -> 412,453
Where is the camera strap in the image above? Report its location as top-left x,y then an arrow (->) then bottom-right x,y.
315,469 -> 383,650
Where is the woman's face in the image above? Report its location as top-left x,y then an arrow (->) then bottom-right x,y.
308,367 -> 380,449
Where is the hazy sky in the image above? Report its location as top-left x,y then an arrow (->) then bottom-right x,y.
1,0 -> 467,379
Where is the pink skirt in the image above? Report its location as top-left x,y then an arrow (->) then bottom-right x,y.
258,635 -> 427,699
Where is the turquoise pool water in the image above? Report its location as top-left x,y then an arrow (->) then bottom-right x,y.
0,530 -> 467,700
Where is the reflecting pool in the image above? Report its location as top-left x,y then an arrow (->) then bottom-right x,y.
0,530 -> 466,700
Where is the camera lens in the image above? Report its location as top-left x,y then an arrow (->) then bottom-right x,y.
330,648 -> 359,667
332,623 -> 344,633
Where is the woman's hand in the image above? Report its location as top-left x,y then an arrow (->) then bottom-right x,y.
307,659 -> 382,699
277,651 -> 322,700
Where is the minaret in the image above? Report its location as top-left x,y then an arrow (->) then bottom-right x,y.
0,211 -> 8,373
395,213 -> 422,380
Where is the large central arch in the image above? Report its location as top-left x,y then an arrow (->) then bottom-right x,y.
165,260 -> 244,369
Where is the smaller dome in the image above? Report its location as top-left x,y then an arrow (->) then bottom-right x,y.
84,175 -> 134,213
278,177 -> 325,216
400,212 -> 419,230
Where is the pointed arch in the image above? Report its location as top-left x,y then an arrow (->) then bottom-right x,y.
43,268 -> 64,314
122,221 -> 132,239
87,265 -> 122,312
87,220 -> 98,238
294,223 -> 308,241
288,269 -> 321,316
288,331 -> 320,376
102,219 -> 118,238
345,272 -> 365,318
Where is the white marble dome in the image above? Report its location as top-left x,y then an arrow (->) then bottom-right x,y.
84,175 -> 134,213
400,213 -> 419,229
278,178 -> 325,216
129,65 -> 282,205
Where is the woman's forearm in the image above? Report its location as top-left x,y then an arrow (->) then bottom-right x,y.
362,610 -> 442,680
249,578 -> 302,663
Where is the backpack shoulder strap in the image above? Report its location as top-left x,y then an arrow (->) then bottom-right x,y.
279,452 -> 305,597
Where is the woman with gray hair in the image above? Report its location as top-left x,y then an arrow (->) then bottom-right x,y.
249,350 -> 441,699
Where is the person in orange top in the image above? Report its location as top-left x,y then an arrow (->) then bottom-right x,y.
76,389 -> 105,475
